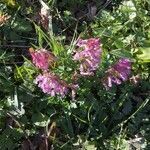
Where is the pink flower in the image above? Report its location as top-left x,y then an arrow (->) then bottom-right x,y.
30,48 -> 56,70
102,58 -> 131,89
73,38 -> 102,76
35,73 -> 68,97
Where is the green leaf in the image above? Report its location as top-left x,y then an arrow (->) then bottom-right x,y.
1,0 -> 18,7
110,49 -> 132,58
12,18 -> 32,32
137,47 -> 150,62
114,39 -> 124,48
32,113 -> 49,127
84,141 -> 96,150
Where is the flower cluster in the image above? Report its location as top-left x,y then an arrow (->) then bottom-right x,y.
73,38 -> 101,75
35,73 -> 68,97
30,39 -> 132,97
102,58 -> 131,89
30,48 -> 56,70
30,48 -> 68,97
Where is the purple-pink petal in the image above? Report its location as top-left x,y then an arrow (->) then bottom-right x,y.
30,49 -> 56,70
102,58 -> 131,89
73,38 -> 102,75
35,73 -> 68,97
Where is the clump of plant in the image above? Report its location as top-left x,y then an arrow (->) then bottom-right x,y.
0,0 -> 149,149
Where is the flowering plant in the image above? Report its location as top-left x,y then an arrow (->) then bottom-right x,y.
0,0 -> 149,149
29,38 -> 132,99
